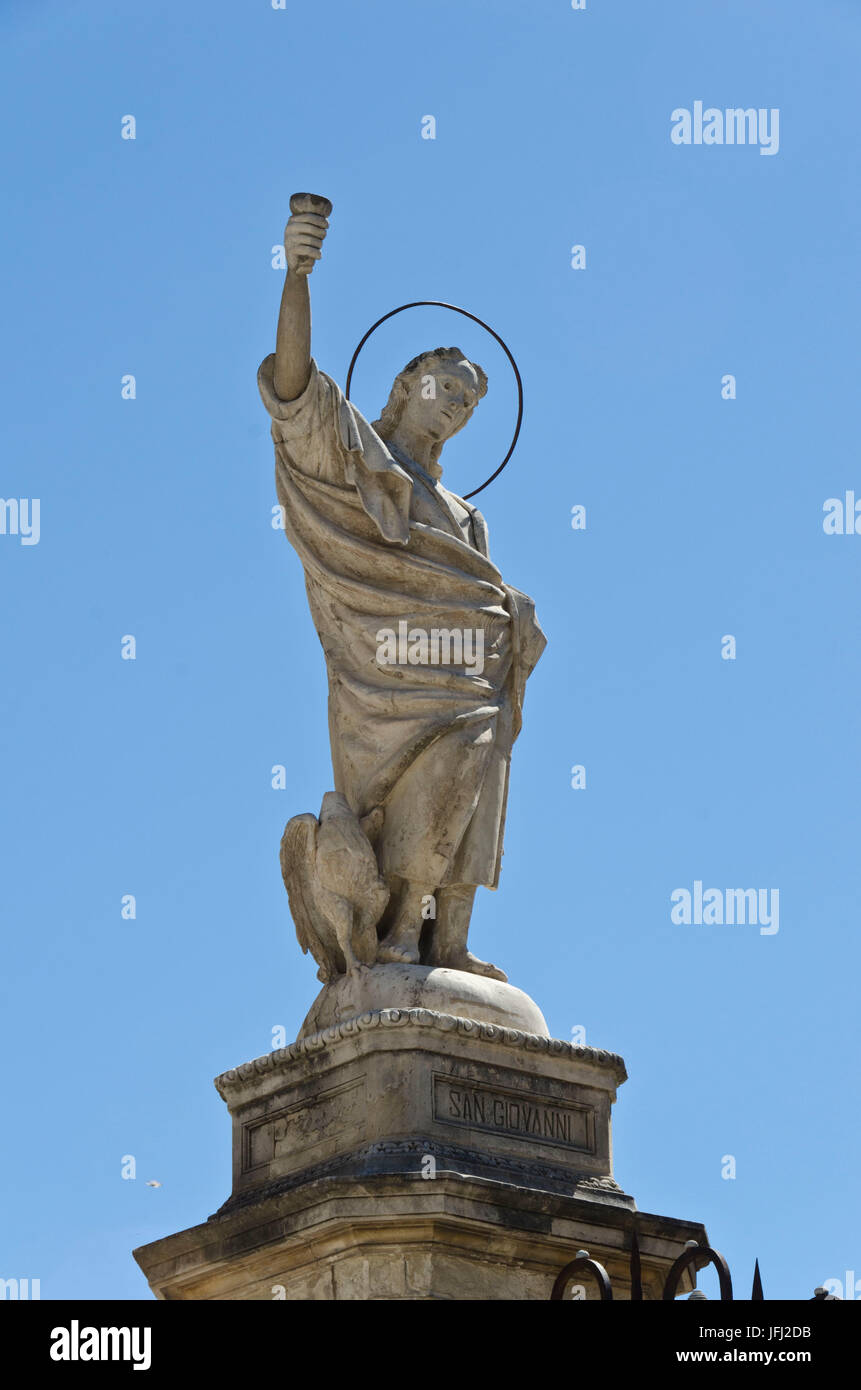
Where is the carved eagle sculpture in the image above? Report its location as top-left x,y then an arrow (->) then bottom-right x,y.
279,792 -> 389,982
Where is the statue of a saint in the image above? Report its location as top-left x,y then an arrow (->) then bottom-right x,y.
259,198 -> 545,985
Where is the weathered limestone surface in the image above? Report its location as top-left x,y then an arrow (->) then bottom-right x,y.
134,1174 -> 704,1301
131,198 -> 710,1302
134,1010 -> 706,1300
219,1008 -> 623,1199
267,194 -> 545,984
298,963 -> 550,1039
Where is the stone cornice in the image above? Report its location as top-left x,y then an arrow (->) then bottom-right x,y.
214,1007 -> 628,1099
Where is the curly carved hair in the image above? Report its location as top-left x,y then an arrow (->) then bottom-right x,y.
371,347 -> 488,452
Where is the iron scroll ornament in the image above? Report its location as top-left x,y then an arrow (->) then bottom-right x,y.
345,301 -> 524,500
550,1252 -> 614,1302
662,1244 -> 734,1301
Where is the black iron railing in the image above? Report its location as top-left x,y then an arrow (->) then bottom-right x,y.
551,1234 -> 833,1300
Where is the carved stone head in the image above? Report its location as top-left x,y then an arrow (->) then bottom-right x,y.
372,347 -> 488,468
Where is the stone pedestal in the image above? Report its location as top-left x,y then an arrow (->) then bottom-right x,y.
134,1007 -> 706,1299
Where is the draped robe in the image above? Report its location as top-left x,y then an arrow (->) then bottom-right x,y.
259,355 -> 545,891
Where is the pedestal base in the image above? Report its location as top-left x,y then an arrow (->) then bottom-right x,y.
134,1007 -> 706,1299
135,1172 -> 706,1300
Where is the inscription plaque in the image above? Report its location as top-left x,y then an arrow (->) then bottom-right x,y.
433,1073 -> 594,1153
242,1075 -> 366,1174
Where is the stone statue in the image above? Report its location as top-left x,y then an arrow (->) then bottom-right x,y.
259,195 -> 545,990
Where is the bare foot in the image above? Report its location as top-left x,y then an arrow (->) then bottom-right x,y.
376,940 -> 420,965
431,950 -> 508,983
375,880 -> 428,967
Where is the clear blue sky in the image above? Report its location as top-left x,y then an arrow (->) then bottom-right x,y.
1,0 -> 859,1301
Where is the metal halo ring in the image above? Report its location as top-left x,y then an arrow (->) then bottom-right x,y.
345,300 -> 523,500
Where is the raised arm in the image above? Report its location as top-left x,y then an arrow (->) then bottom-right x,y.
273,194 -> 331,402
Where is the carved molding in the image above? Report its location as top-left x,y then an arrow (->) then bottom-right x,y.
214,1007 -> 628,1100
213,1135 -> 633,1220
